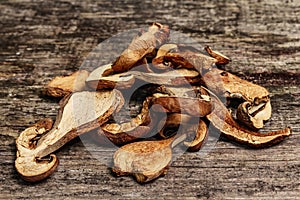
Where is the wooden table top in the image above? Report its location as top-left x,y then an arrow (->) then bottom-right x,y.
0,0 -> 299,199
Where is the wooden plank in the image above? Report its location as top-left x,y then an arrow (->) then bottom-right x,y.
0,0 -> 299,199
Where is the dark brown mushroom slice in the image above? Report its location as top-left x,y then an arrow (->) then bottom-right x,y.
206,93 -> 291,148
112,22 -> 170,73
202,68 -> 272,129
150,92 -> 212,117
15,90 -> 124,182
204,46 -> 231,65
44,70 -> 90,97
112,134 -> 187,183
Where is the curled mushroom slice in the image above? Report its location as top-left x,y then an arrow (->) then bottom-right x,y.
99,98 -> 153,145
86,63 -> 200,90
237,100 -> 272,130
206,93 -> 291,148
204,46 -> 231,65
112,22 -> 170,73
15,118 -> 59,182
112,134 -> 187,183
184,119 -> 209,152
45,70 -> 90,97
15,90 -> 124,182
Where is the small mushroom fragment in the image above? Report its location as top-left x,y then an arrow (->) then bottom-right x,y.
202,68 -> 272,129
86,63 -> 200,90
237,100 -> 272,130
44,70 -> 90,97
112,22 -> 170,73
15,90 -> 124,182
204,46 -> 231,65
112,134 -> 187,183
206,93 -> 291,148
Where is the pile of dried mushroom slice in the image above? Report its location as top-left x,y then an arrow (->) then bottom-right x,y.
15,22 -> 291,183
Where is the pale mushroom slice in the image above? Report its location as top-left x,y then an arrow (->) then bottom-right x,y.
86,63 -> 200,90
206,92 -> 291,148
112,134 -> 187,183
15,90 -> 124,182
44,70 -> 90,97
112,22 -> 170,73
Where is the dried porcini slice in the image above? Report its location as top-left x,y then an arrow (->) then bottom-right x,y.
206,94 -> 291,148
153,51 -> 217,73
112,22 -> 170,73
15,118 -> 59,182
86,63 -> 200,90
44,70 -> 89,97
112,134 -> 187,183
15,90 -> 124,181
183,119 -> 209,152
202,68 -> 272,129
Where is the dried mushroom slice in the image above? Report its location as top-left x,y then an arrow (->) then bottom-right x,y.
206,93 -> 291,148
86,63 -> 200,90
15,118 -> 59,182
157,113 -> 199,138
86,63 -> 135,89
99,98 -> 153,145
202,68 -> 269,103
112,22 -> 170,73
44,70 -> 89,97
15,90 -> 124,182
184,119 -> 209,152
151,92 -> 212,117
112,134 -> 187,183
152,51 -> 217,73
237,100 -> 272,130
204,46 -> 231,65
202,68 -> 272,129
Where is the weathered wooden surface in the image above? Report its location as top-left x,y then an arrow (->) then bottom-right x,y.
0,0 -> 299,199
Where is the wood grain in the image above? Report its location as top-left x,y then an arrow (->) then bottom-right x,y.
0,0 -> 299,199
